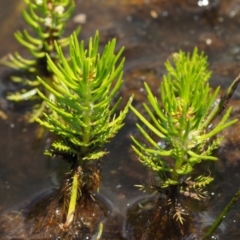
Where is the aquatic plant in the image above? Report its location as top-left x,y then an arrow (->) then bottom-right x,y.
130,48 -> 239,225
34,31 -> 132,233
1,0 -> 79,121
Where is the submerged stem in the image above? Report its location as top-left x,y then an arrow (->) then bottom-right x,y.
203,188 -> 240,239
171,150 -> 184,181
59,167 -> 82,231
81,83 -> 92,156
96,221 -> 103,240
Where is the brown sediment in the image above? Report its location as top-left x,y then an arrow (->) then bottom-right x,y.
126,189 -> 199,240
25,164 -> 105,239
27,192 -> 106,239
0,189 -> 108,240
0,163 -> 108,240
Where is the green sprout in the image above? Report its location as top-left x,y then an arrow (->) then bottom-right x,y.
36,31 -> 132,230
1,0 -> 79,121
131,48 -> 239,223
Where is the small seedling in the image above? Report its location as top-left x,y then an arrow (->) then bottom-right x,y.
131,48 -> 239,224
36,31 -> 132,231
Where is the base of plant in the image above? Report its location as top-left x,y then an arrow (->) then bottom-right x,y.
126,193 -> 199,240
0,169 -> 110,240
28,194 -> 106,239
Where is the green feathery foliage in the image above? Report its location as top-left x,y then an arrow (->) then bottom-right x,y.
131,48 -> 238,193
1,0 -> 79,121
35,31 -> 132,230
36,31 -> 132,164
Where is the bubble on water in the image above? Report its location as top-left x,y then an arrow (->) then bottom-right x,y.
206,38 -> 212,45
158,140 -> 166,149
126,16 -> 132,22
198,0 -> 209,7
162,11 -> 168,17
116,184 -> 122,189
194,15 -> 199,21
55,208 -> 60,215
230,10 -> 237,18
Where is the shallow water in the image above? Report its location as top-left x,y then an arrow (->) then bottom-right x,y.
1,0 -> 240,239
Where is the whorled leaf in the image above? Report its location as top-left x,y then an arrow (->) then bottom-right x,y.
131,48 -> 238,202
36,31 -> 133,164
1,0 -> 79,121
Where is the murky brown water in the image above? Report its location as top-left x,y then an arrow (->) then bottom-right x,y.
1,0 -> 240,239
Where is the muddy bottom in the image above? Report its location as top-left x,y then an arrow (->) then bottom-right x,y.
0,188 -> 110,240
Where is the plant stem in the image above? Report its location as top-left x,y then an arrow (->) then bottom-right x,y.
60,167 -> 81,230
171,165 -> 180,181
81,83 -> 92,156
96,222 -> 103,240
203,188 -> 240,239
171,151 -> 184,181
